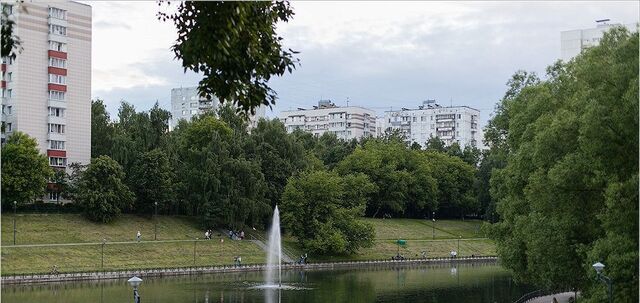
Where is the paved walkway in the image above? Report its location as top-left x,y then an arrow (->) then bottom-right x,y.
528,292 -> 578,303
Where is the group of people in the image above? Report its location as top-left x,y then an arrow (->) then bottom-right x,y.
228,230 -> 245,240
297,254 -> 308,264
233,256 -> 243,266
449,250 -> 458,258
204,229 -> 219,240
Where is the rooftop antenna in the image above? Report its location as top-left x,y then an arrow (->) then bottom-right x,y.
346,97 -> 350,107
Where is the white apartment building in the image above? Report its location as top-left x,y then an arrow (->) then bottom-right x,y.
382,101 -> 480,148
1,2 -> 92,202
561,19 -> 637,61
169,86 -> 266,130
279,100 -> 376,140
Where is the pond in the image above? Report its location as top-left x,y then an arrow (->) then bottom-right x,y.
1,263 -> 531,303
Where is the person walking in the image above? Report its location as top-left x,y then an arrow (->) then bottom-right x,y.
136,231 -> 141,242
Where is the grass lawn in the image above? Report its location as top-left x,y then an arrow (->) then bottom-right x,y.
1,237 -> 265,275
1,214 -> 203,245
0,214 -> 494,274
362,218 -> 485,240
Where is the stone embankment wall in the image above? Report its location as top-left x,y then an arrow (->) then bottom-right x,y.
2,256 -> 497,284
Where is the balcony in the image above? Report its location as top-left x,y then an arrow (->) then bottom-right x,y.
48,115 -> 66,125
48,99 -> 67,109
48,33 -> 67,44
48,16 -> 68,27
48,132 -> 66,141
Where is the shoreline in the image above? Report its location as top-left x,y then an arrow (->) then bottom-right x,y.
1,256 -> 498,284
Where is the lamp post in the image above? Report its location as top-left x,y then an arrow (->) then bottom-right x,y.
154,202 -> 158,241
193,238 -> 198,266
127,276 -> 142,303
432,212 -> 436,240
101,238 -> 106,270
458,236 -> 461,257
592,262 -> 612,303
13,201 -> 17,245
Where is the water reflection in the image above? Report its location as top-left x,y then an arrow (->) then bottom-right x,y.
1,263 -> 533,303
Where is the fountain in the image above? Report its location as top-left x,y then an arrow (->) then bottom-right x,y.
266,205 -> 282,288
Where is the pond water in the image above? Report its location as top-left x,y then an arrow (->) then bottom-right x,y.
1,263 -> 531,303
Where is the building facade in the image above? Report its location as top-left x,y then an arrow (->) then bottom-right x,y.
279,100 -> 376,140
169,86 -> 266,130
1,2 -> 92,202
561,20 -> 637,61
381,101 -> 480,148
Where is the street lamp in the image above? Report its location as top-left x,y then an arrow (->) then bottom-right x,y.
592,262 -> 612,303
101,238 -> 106,270
458,236 -> 461,257
432,212 -> 436,240
13,201 -> 17,245
193,238 -> 198,266
127,276 -> 142,303
154,202 -> 158,241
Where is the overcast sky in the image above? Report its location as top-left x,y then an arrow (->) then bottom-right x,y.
87,1 -> 639,126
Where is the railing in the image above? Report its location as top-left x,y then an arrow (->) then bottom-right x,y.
513,288 -> 575,303
2,255 -> 498,284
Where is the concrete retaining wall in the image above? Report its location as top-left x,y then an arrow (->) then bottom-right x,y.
1,256 -> 498,284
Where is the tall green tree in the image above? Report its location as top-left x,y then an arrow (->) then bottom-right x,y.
245,119 -> 306,208
489,27 -> 638,301
158,1 -> 299,113
91,99 -> 115,158
75,156 -> 134,223
130,149 -> 174,215
1,132 -> 52,207
281,170 -> 375,255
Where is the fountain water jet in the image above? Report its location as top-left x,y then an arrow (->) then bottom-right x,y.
266,205 -> 282,288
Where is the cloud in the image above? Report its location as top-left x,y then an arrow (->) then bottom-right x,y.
85,1 -> 639,128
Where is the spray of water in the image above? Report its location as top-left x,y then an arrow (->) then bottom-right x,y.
266,205 -> 282,287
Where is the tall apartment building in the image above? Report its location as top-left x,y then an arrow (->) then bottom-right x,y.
279,100 -> 376,140
1,2 -> 92,202
169,86 -> 266,130
381,101 -> 480,148
561,19 -> 637,61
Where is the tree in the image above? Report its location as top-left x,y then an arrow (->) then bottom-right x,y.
1,2 -> 24,59
75,156 -> 134,223
424,136 -> 446,153
1,132 -> 52,207
158,1 -> 299,113
130,149 -> 174,215
489,28 -> 638,301
244,119 -> 306,208
91,99 -> 115,158
280,170 -> 375,255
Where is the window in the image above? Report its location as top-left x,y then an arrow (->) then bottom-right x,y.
49,140 -> 65,150
456,131 -> 459,136
49,157 -> 67,167
3,105 -> 12,115
190,102 -> 198,107
49,192 -> 60,201
49,24 -> 67,36
412,117 -> 417,122
421,116 -> 426,121
49,90 -> 65,101
49,41 -> 67,52
457,114 -> 461,119
48,57 -> 66,68
48,123 -> 65,134
48,7 -> 67,20
48,107 -> 65,117
2,72 -> 11,82
2,4 -> 14,15
6,122 -> 12,132
190,109 -> 197,114
49,74 -> 66,84
181,110 -> 187,115
2,88 -> 12,98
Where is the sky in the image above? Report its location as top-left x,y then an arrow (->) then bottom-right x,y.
87,1 -> 639,127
